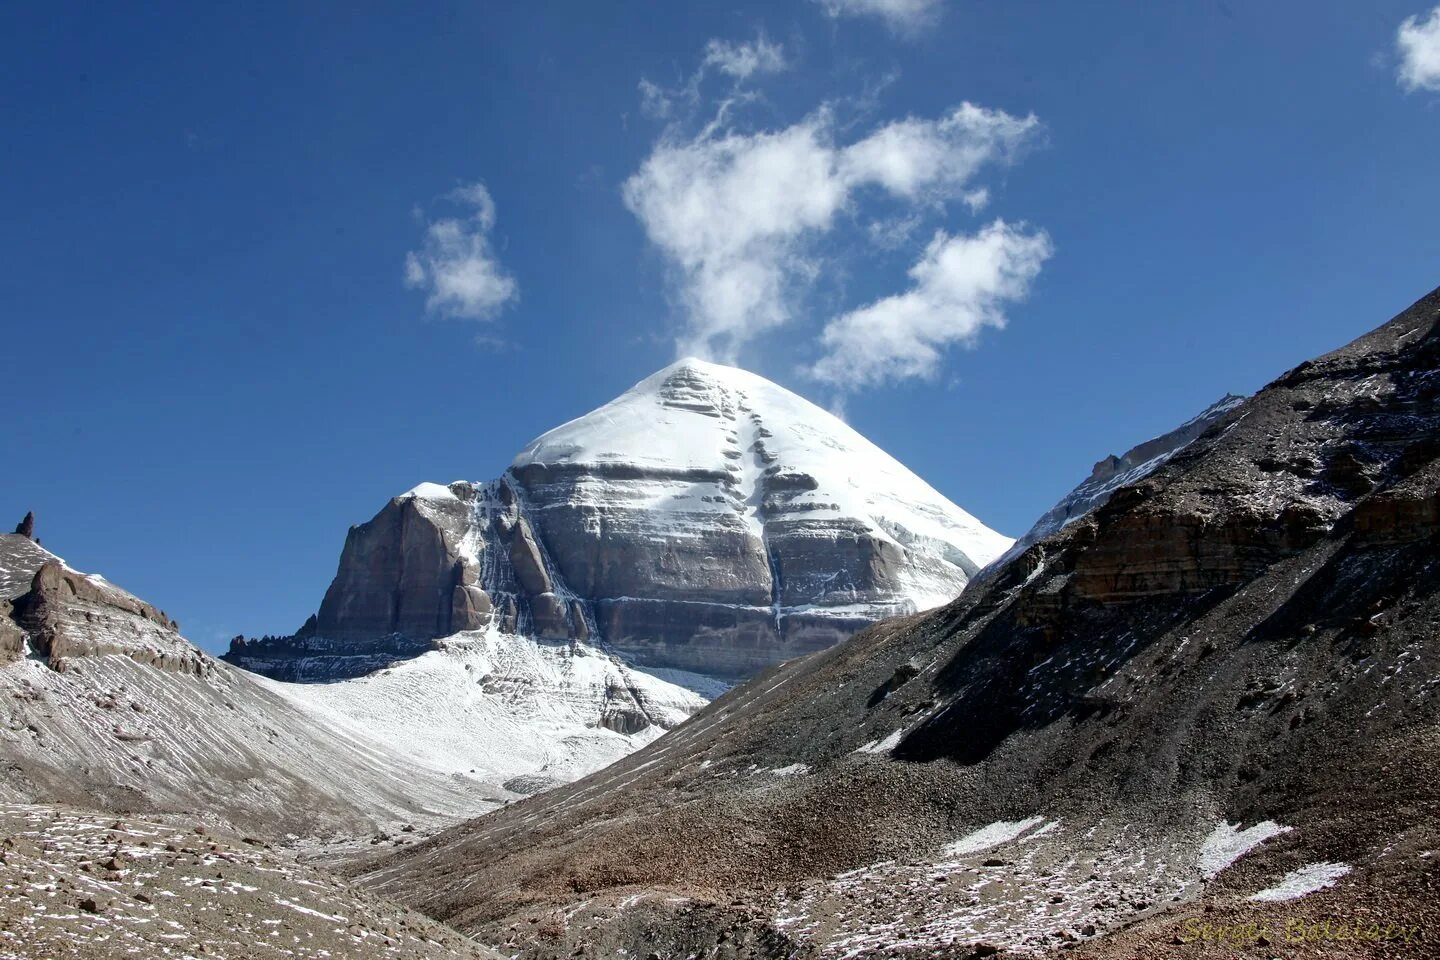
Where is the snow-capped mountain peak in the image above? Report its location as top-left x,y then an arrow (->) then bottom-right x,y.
513,356 -> 1012,599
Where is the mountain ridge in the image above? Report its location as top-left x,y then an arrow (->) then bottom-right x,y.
352,285 -> 1440,959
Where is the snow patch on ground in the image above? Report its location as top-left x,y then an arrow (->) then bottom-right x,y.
775,819 -> 1206,958
258,626 -> 709,796
942,817 -> 1048,857
1198,821 -> 1292,877
855,729 -> 904,755
632,665 -> 733,700
1249,862 -> 1351,902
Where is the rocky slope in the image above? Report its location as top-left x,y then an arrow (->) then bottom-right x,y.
228,358 -> 1010,682
988,392 -> 1247,572
0,529 -> 498,838
353,286 -> 1440,959
0,803 -> 503,960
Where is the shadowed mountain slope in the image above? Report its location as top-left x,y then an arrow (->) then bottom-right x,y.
354,286 -> 1440,959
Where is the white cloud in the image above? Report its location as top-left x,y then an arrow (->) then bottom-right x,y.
404,182 -> 518,321
840,105 -> 1037,199
813,0 -> 946,33
622,104 -> 1039,361
809,221 -> 1052,389
1397,5 -> 1440,92
638,78 -> 674,119
639,34 -> 788,123
702,35 -> 788,80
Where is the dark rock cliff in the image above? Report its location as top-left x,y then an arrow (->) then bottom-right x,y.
224,479 -> 596,681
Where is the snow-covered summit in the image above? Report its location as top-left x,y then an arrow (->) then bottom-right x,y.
230,356 -> 1013,802
514,356 -> 1011,592
252,357 -> 1014,681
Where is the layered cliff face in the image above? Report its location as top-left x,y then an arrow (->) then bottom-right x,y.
221,476 -> 723,799
987,392 -> 1247,572
232,359 -> 1010,682
355,287 -> 1440,959
511,359 -> 1010,677
1,533 -> 198,674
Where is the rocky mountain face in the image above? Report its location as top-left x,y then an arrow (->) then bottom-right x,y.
228,359 -> 1010,682
987,392 -> 1247,572
355,287 -> 1440,959
0,529 -> 502,837
1,530 -> 195,674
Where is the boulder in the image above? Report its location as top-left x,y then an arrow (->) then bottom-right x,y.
450,584 -> 493,633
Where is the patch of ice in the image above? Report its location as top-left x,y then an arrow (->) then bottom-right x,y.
943,816 -> 1047,857
271,896 -> 348,923
770,763 -> 810,777
855,729 -> 904,755
1198,821 -> 1292,877
1249,862 -> 1351,902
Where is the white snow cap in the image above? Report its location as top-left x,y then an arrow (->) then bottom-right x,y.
513,357 -> 1012,590
404,481 -> 460,501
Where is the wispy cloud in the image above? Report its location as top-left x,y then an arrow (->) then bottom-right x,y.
702,35 -> 789,80
638,32 -> 788,120
622,103 -> 1040,362
404,181 -> 518,321
809,220 -> 1052,389
812,0 -> 947,34
1397,5 -> 1440,92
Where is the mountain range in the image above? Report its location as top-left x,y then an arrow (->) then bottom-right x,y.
3,286 -> 1438,958
352,285 -> 1440,958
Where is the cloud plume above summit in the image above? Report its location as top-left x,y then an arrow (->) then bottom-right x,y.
405,182 -> 518,322
623,102 -> 1041,365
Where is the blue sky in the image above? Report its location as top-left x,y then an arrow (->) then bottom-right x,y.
3,1 -> 1438,652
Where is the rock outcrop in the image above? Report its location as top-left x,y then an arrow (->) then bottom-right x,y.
12,511 -> 34,539
356,286 -> 1440,960
0,533 -> 198,673
229,359 -> 1010,681
986,393 -> 1247,573
0,531 -> 510,836
11,559 -> 201,674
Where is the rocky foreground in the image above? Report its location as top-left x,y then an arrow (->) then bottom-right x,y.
350,286 -> 1440,959
0,804 -> 500,960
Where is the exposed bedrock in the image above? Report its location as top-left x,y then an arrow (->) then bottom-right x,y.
0,534 -> 203,675
312,485 -> 481,642
13,511 -> 35,539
